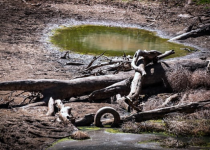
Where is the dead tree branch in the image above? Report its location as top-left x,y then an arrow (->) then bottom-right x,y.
123,99 -> 210,122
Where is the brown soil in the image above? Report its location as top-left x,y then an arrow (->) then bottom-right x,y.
0,0 -> 210,149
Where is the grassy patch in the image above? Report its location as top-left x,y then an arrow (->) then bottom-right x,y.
49,137 -> 72,148
78,126 -> 101,131
193,0 -> 210,4
121,120 -> 166,134
105,128 -> 122,133
164,111 -> 210,137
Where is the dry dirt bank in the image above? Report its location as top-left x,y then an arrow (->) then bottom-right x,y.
0,0 -> 210,149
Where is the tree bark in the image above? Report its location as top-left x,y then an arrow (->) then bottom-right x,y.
0,58 -> 208,103
46,97 -> 55,116
123,99 -> 210,122
169,24 -> 210,41
0,71 -> 132,101
89,78 -> 132,101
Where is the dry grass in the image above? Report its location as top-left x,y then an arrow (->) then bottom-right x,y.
186,89 -> 210,102
143,93 -> 180,111
121,120 -> 165,133
166,65 -> 191,92
161,137 -> 188,148
164,110 -> 210,136
191,70 -> 210,89
143,96 -> 165,111
166,66 -> 210,92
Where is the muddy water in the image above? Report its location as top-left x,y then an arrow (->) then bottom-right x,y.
50,25 -> 194,57
48,128 -> 168,150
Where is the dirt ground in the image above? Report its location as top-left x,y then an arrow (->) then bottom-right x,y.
0,0 -> 210,149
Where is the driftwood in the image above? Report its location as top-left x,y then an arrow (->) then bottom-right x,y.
55,99 -> 75,125
78,99 -> 210,127
116,94 -> 130,111
123,99 -> 210,122
46,97 -> 55,116
158,93 -> 179,108
117,50 -> 175,111
169,24 -> 210,41
0,53 -> 208,107
89,78 -> 132,102
0,72 -> 132,103
86,51 -> 106,69
75,114 -> 95,126
68,99 -> 210,127
89,50 -> 175,102
127,50 -> 163,102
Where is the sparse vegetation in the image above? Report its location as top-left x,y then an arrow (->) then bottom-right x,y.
166,66 -> 210,92
121,120 -> 165,133
194,0 -> 210,4
164,110 -> 210,136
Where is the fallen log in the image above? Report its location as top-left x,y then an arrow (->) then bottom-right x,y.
169,24 -> 210,41
89,78 -> 132,102
0,58 -> 208,105
123,99 -> 210,122
75,114 -> 95,126
126,50 -> 163,103
0,71 -> 132,102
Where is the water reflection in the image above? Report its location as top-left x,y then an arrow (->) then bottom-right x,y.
51,25 -> 193,57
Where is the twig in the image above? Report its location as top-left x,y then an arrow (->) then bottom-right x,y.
86,51 -> 106,69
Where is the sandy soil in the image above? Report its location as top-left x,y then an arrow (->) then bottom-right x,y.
0,0 -> 210,149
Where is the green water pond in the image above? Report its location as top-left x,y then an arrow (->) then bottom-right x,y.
50,25 -> 194,57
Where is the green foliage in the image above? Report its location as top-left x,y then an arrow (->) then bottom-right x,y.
105,128 -> 122,133
78,126 -> 101,131
138,139 -> 160,144
193,0 -> 210,4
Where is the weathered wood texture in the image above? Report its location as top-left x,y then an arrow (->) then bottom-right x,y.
169,24 -> 210,41
124,99 -> 210,122
0,58 -> 208,102
0,72 -> 132,100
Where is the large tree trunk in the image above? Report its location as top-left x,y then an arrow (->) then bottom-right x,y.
89,58 -> 208,101
0,71 -> 132,101
0,58 -> 208,103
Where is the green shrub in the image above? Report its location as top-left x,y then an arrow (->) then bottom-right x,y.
194,0 -> 210,4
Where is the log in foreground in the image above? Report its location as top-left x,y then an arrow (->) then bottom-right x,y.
0,71 -> 132,102
75,99 -> 210,127
123,99 -> 210,122
0,58 -> 208,105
